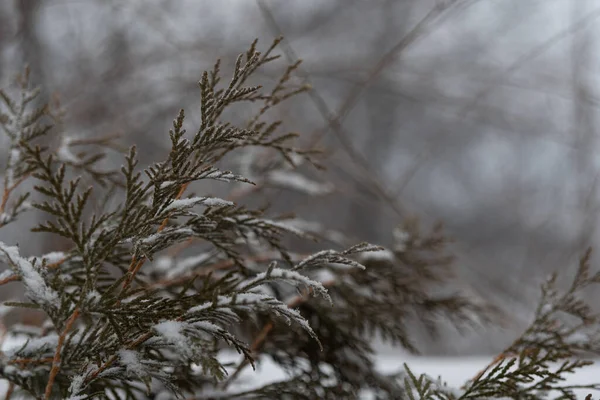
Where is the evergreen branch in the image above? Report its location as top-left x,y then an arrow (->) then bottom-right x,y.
457,248 -> 600,399
3,38 -> 580,400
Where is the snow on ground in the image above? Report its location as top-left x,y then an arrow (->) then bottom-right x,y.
223,352 -> 600,398
2,332 -> 599,398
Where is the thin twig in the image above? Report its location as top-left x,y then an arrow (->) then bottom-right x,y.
8,357 -> 54,366
0,175 -> 29,229
468,352 -> 508,385
255,0 -> 458,219
44,307 -> 80,400
0,275 -> 19,286
119,182 -> 190,298
3,382 -> 14,400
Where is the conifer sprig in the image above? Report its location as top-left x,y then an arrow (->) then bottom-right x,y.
0,40 -> 386,399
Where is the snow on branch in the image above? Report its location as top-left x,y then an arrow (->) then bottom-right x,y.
163,196 -> 234,213
0,241 -> 59,307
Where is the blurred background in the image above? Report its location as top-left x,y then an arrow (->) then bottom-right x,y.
2,0 -> 600,356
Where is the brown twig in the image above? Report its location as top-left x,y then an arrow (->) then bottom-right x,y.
0,175 -> 30,229
118,182 -> 190,298
44,307 -> 80,400
0,275 -> 19,286
8,357 -> 54,366
466,346 -> 538,388
45,258 -> 67,269
468,352 -> 508,385
4,382 -> 14,400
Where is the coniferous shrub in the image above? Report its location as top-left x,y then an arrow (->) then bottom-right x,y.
0,39 -> 599,399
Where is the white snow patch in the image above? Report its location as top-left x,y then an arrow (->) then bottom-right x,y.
191,320 -> 221,334
0,269 -> 15,281
242,267 -> 331,303
3,333 -> 58,357
119,349 -> 146,376
153,320 -> 191,356
163,196 -> 233,213
0,241 -> 59,307
159,180 -> 177,189
153,255 -> 174,272
57,135 -> 81,164
29,251 -> 66,266
204,170 -> 240,182
66,364 -> 99,400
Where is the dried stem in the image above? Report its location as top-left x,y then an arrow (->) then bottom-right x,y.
0,175 -> 29,229
3,382 -> 14,400
0,275 -> 19,286
119,182 -> 191,297
44,307 -> 80,400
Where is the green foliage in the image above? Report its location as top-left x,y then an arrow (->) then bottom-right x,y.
0,39 -> 599,400
397,249 -> 600,400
